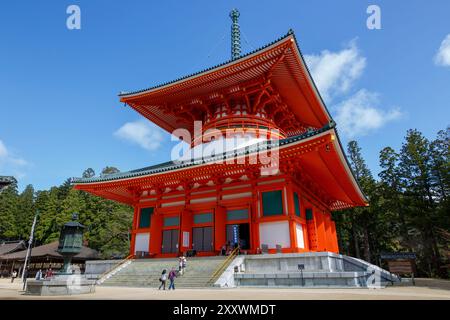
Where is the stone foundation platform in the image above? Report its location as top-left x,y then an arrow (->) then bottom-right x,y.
25,276 -> 96,296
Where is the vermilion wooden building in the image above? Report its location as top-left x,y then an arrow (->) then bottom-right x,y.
72,21 -> 367,257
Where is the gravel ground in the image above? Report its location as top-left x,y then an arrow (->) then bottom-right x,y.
0,278 -> 449,300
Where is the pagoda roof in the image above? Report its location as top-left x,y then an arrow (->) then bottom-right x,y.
118,30 -> 333,136
72,125 -> 368,211
72,124 -> 333,184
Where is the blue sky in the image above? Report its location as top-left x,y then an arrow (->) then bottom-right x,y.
0,0 -> 449,191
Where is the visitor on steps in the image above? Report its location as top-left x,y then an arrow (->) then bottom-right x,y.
158,269 -> 167,290
178,256 -> 184,275
182,256 -> 187,274
168,268 -> 177,290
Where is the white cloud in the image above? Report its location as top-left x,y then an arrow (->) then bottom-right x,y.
305,39 -> 366,102
114,120 -> 165,151
434,34 -> 450,67
0,140 -> 7,158
0,139 -> 28,178
333,89 -> 403,138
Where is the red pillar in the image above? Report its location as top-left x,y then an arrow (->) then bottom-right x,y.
149,210 -> 163,255
250,180 -> 260,253
214,206 -> 226,252
323,212 -> 332,251
285,183 -> 297,251
314,210 -> 327,252
129,206 -> 139,256
330,219 -> 339,253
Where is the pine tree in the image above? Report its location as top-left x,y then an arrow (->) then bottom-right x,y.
15,185 -> 35,240
399,129 -> 443,276
379,147 -> 411,249
0,180 -> 19,239
345,141 -> 377,262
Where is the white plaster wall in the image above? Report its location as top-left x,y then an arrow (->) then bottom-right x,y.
134,233 -> 150,253
296,223 -> 305,249
259,221 -> 291,249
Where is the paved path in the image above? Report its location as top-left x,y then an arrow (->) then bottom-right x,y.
1,279 -> 449,300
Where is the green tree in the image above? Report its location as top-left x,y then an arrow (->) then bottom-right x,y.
82,168 -> 96,179
15,184 -> 35,240
379,147 -> 411,250
399,129 -> 443,276
101,166 -> 120,176
0,180 -> 19,239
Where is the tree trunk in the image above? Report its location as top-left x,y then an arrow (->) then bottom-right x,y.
352,223 -> 360,259
362,226 -> 371,262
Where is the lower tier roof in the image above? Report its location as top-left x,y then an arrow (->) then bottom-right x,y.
72,124 -> 368,211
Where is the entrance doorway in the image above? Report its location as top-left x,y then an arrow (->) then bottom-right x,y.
162,229 -> 179,254
192,227 -> 213,252
226,223 -> 250,250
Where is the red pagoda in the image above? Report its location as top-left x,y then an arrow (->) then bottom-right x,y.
72,10 -> 367,257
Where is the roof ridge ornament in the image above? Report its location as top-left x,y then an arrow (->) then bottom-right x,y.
230,8 -> 241,60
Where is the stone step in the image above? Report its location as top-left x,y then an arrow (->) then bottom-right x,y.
101,256 -> 227,288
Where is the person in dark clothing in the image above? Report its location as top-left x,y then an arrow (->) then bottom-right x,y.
158,269 -> 167,290
168,268 -> 177,290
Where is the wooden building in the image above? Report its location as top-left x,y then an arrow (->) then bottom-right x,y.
0,241 -> 99,277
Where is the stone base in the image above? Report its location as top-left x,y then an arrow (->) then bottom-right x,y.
25,276 -> 96,296
216,252 -> 400,288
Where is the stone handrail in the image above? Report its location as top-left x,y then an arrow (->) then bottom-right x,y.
207,248 -> 239,286
96,254 -> 133,285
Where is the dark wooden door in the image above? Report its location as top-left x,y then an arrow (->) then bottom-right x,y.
203,227 -> 213,252
192,227 -> 213,252
162,229 -> 179,253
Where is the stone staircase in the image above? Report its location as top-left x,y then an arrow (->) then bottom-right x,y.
100,256 -> 227,288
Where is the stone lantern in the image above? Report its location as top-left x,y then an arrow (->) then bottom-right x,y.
57,213 -> 85,274
26,212 -> 96,296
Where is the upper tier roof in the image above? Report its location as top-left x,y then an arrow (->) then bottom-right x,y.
119,30 -> 334,136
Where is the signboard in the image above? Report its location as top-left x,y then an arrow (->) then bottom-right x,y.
182,231 -> 190,247
387,260 -> 414,274
232,225 -> 239,245
380,252 -> 416,260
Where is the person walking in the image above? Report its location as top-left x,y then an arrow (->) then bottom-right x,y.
11,270 -> 17,283
158,269 -> 167,290
168,268 -> 177,290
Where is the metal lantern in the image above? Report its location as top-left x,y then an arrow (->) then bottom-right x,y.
57,213 -> 85,274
